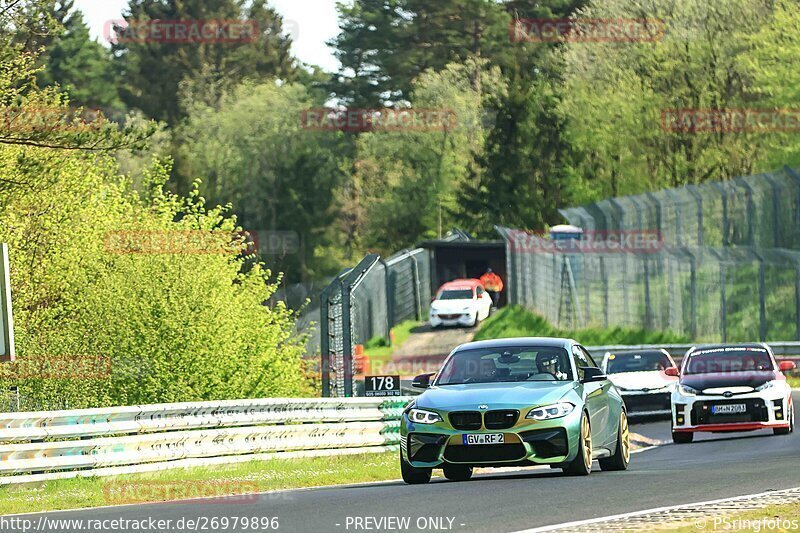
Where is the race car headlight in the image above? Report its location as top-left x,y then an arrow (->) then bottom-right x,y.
755,381 -> 775,392
407,408 -> 442,424
526,402 -> 575,421
679,384 -> 699,395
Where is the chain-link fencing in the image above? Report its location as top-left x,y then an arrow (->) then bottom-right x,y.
497,229 -> 800,343
320,249 -> 432,397
559,166 -> 800,250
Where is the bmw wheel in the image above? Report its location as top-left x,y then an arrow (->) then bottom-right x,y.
564,413 -> 592,476
400,455 -> 432,484
599,412 -> 630,471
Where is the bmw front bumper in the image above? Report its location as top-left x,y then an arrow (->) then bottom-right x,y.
401,407 -> 583,468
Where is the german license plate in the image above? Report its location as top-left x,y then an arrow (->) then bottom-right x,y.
462,433 -> 504,445
711,404 -> 746,415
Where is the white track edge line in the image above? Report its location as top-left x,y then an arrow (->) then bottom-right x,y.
513,486 -> 800,533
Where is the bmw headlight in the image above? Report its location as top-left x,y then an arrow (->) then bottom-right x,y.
755,381 -> 775,392
679,384 -> 699,395
407,408 -> 442,424
526,402 -> 575,421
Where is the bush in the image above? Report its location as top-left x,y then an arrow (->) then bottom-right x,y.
0,147 -> 311,408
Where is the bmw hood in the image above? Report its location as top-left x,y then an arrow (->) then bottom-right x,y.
416,381 -> 577,411
608,371 -> 675,392
680,371 -> 776,391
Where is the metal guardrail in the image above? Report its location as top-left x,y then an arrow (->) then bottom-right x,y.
0,397 -> 411,485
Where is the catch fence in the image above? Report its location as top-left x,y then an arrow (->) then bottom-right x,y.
320,249 -> 432,397
559,166 -> 800,250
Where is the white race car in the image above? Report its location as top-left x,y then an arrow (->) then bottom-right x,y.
429,279 -> 492,328
600,349 -> 678,417
669,343 -> 796,443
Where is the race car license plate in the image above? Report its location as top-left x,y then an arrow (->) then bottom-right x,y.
711,403 -> 746,415
462,433 -> 504,445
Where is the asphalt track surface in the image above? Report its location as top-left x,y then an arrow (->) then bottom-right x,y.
12,392 -> 800,533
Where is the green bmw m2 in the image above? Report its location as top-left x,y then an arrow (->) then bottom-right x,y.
400,337 -> 630,484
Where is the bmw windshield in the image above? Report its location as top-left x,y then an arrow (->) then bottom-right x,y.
435,346 -> 573,385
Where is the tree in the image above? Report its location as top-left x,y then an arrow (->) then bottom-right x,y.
558,0 -> 775,199
38,9 -> 124,113
113,0 -> 297,125
343,59 -> 505,253
179,81 -> 348,282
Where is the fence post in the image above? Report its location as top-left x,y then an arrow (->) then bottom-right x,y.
319,279 -> 336,398
600,256 -> 609,329
758,259 -> 767,342
719,263 -> 727,343
643,255 -> 652,329
341,280 -> 354,397
690,254 -> 697,340
408,251 -> 422,321
379,258 -> 394,345
795,262 -> 800,341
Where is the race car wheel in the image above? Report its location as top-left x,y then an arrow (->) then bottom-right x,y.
774,410 -> 793,435
672,430 -> 693,444
400,455 -> 432,484
443,464 -> 473,481
599,412 -> 630,471
564,413 -> 592,476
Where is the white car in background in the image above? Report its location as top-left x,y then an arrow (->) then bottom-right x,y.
601,349 -> 679,417
429,279 -> 492,328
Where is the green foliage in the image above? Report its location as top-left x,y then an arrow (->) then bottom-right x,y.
343,59 -> 505,254
113,0 -> 297,126
0,149 -> 311,407
179,81 -> 348,282
559,0 -> 776,200
37,9 -> 123,112
474,306 -> 690,345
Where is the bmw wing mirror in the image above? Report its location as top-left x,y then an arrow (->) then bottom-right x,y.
664,367 -> 680,377
412,373 -> 434,389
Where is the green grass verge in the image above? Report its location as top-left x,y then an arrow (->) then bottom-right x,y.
0,452 -> 407,516
474,306 -> 690,345
662,501 -> 800,532
788,376 -> 800,388
363,319 -> 422,361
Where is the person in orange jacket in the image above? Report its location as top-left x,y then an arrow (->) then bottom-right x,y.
479,268 -> 504,307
